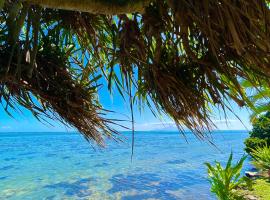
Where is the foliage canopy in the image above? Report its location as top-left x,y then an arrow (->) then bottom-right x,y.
245,112 -> 270,154
0,0 -> 269,144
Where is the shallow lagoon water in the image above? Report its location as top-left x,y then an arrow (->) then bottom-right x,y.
0,131 -> 250,199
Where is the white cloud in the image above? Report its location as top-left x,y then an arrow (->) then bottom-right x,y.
135,119 -> 251,131
212,119 -> 238,124
1,126 -> 11,130
135,121 -> 177,131
211,119 -> 251,130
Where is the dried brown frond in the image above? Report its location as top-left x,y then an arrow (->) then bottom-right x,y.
0,0 -> 269,144
0,43 -> 118,146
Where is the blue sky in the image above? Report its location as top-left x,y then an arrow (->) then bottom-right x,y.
0,81 -> 252,132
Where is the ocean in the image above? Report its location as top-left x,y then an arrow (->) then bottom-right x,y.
0,131 -> 251,199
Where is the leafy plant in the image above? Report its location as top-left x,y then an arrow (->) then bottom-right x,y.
249,112 -> 270,139
205,153 -> 248,200
250,145 -> 270,177
244,112 -> 270,155
245,138 -> 269,154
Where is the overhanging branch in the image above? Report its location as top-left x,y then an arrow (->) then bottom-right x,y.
25,0 -> 151,14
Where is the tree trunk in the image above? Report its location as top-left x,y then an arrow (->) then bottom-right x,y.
24,0 -> 151,14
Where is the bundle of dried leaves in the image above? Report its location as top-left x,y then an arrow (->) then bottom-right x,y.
0,0 -> 269,144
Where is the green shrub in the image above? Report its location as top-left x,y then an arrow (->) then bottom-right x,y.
245,137 -> 269,154
250,145 -> 270,177
249,113 -> 270,139
205,153 -> 249,200
245,112 -> 270,155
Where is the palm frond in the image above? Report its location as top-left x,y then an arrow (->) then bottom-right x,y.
0,0 -> 269,144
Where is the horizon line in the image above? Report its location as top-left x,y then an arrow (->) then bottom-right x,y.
0,129 -> 250,133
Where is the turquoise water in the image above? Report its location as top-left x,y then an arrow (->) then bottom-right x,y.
0,131 -> 250,199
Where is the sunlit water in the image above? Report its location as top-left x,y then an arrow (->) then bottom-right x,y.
0,131 -> 251,200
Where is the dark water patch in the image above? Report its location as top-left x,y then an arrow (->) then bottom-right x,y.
158,181 -> 182,191
44,178 -> 93,197
175,172 -> 206,187
45,195 -> 56,200
123,193 -> 156,200
108,173 -> 161,193
0,176 -> 8,180
45,153 -> 56,157
78,150 -> 92,155
94,162 -> 109,168
4,157 -> 16,161
0,165 -> 14,170
108,172 -> 199,199
18,152 -> 36,156
167,159 -> 186,165
134,167 -> 143,171
122,192 -> 180,200
62,156 -> 70,160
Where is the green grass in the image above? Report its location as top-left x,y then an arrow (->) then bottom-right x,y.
252,178 -> 270,200
236,178 -> 270,200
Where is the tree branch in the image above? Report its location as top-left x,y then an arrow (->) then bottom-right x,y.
24,0 -> 151,14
